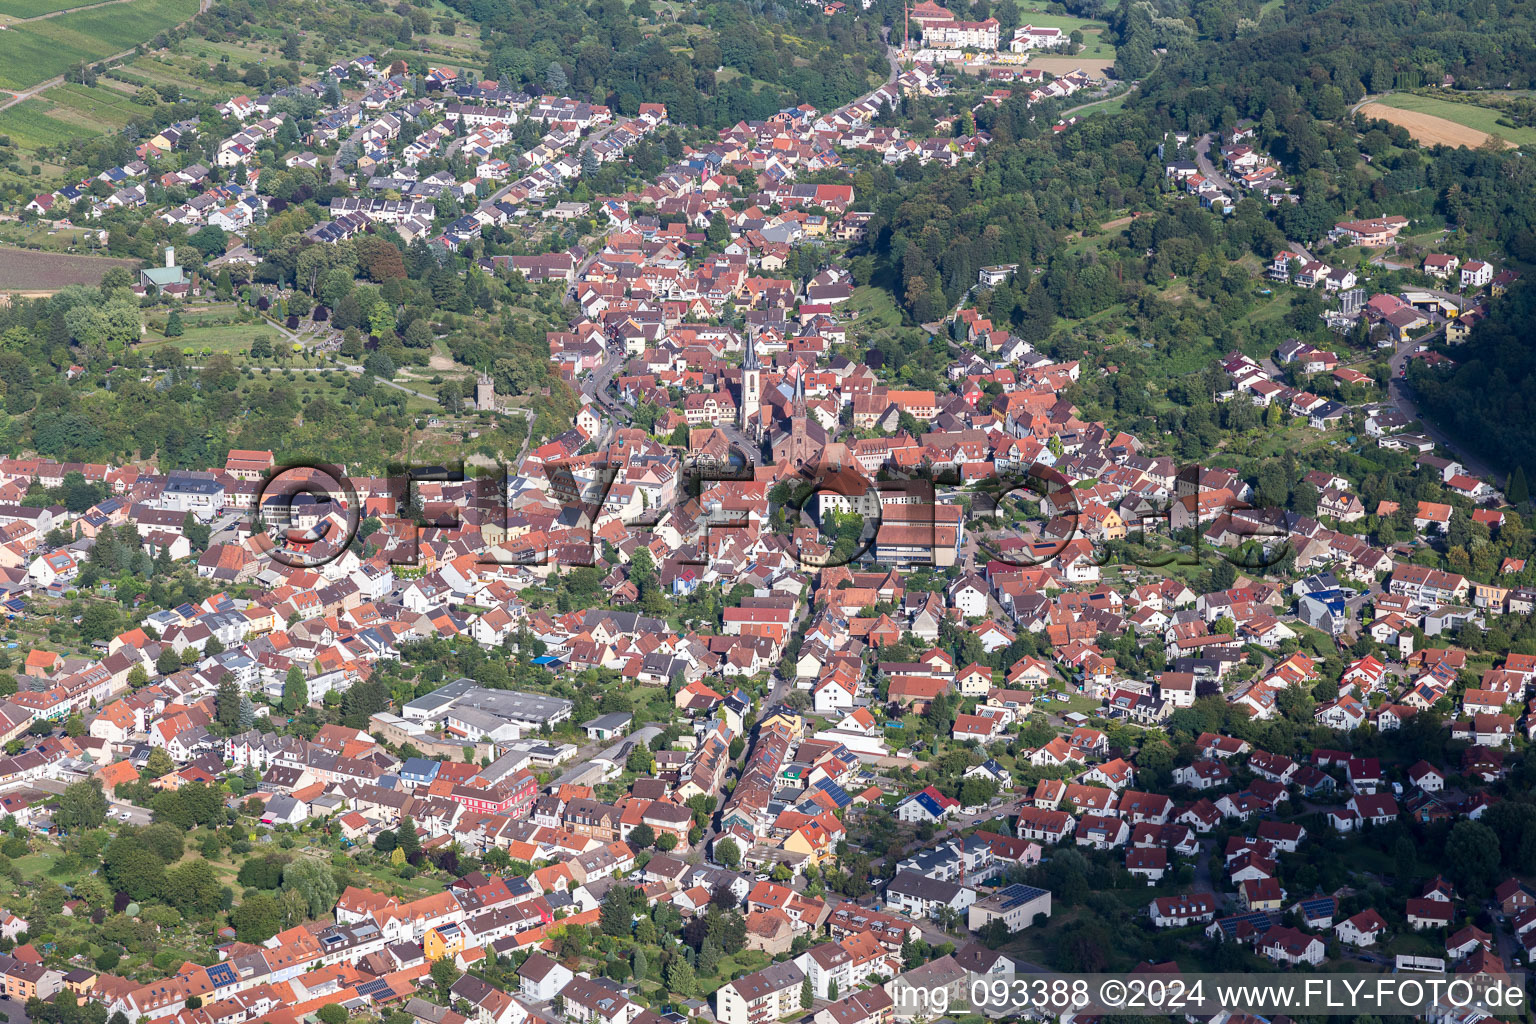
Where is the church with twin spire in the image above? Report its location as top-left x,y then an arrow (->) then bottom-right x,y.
737,330 -> 828,468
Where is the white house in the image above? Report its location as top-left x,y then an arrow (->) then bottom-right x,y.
1461,261 -> 1494,289
896,786 -> 959,824
884,871 -> 977,921
1335,909 -> 1387,948
948,576 -> 989,619
518,953 -> 573,1002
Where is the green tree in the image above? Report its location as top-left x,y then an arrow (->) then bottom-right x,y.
1510,465 -> 1529,505
714,836 -> 741,869
216,675 -> 241,731
78,603 -> 121,642
626,745 -> 654,774
230,891 -> 284,943
396,816 -> 421,859
164,309 -> 184,337
144,747 -> 175,779
800,975 -> 813,1008
238,854 -> 288,889
282,666 -> 308,714
182,511 -> 210,549
666,958 -> 696,997
628,823 -> 656,850
430,957 -> 460,1001
54,779 -> 107,831
282,857 -> 339,918
601,884 -> 642,937
698,938 -> 720,976
316,1006 -> 347,1024
1445,819 -> 1502,895
102,835 -> 166,901
163,858 -> 225,916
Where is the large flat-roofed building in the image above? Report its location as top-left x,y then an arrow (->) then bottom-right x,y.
967,882 -> 1052,933
401,678 -> 574,730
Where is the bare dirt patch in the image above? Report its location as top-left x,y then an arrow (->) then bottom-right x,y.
1357,102 -> 1513,149
1027,55 -> 1116,76
0,244 -> 138,291
427,353 -> 455,371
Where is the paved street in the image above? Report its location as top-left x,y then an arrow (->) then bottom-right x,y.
1386,322 -> 1502,485
1194,132 -> 1315,263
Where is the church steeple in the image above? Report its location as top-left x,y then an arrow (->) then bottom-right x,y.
792,365 -> 807,417
743,329 -> 761,371
739,331 -> 762,434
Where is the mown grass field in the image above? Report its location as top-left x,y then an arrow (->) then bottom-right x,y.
1010,5 -> 1106,31
1373,92 -> 1536,148
0,0 -> 198,90
1073,92 -> 1128,116
52,81 -> 144,121
143,320 -> 287,353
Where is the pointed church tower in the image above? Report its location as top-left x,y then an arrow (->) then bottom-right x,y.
739,331 -> 761,435
791,364 -> 807,419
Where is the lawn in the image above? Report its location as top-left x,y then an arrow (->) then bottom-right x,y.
1251,0 -> 1284,25
1073,92 -> 1128,117
143,320 -> 287,353
51,82 -> 144,121
1374,92 -> 1536,148
1009,4 -> 1108,32
0,0 -> 199,90
1233,289 -> 1297,333
10,849 -> 64,878
846,283 -> 925,351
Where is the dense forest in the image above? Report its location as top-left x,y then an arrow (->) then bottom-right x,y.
439,0 -> 888,127
1413,282 -> 1536,484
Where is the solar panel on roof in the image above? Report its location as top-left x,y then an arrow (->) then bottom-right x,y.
1216,909 -> 1278,936
995,883 -> 1050,909
356,978 -> 393,1001
206,964 -> 237,987
814,778 -> 853,808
